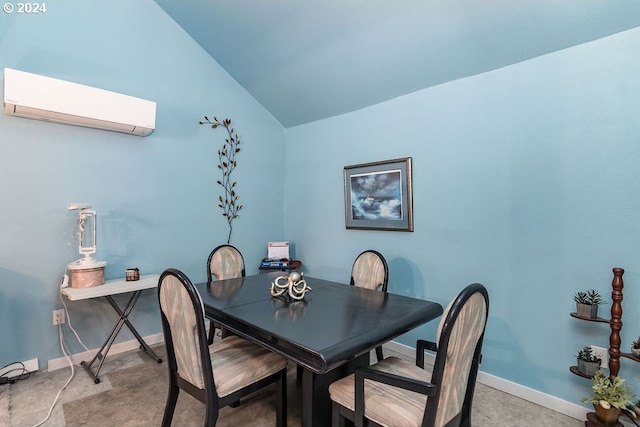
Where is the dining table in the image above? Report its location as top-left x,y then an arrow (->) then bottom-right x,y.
195,271 -> 443,427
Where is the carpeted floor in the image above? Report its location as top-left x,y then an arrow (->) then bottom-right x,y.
61,348 -> 297,427
1,343 -> 584,427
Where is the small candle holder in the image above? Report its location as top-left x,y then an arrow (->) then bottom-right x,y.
125,268 -> 140,281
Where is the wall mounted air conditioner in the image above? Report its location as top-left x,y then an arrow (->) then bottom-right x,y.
3,68 -> 156,136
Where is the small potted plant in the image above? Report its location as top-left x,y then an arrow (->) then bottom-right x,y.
576,346 -> 601,377
582,370 -> 637,426
632,336 -> 640,357
574,289 -> 606,319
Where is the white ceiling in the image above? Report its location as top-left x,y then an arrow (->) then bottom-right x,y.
155,0 -> 640,128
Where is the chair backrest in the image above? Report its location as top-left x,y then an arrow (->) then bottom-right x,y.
158,269 -> 217,404
207,244 -> 246,285
423,283 -> 489,427
350,250 -> 389,292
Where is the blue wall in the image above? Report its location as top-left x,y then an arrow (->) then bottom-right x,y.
1,0 -> 639,413
283,28 -> 640,407
0,1 -> 285,364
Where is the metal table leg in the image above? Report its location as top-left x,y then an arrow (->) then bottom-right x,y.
80,290 -> 162,383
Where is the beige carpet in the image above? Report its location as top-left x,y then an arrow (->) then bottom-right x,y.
1,343 -> 583,427
61,347 -> 301,427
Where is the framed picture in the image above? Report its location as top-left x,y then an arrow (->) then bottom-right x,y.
344,157 -> 413,231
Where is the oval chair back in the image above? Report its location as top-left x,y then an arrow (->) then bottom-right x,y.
158,268 -> 288,427
423,283 -> 489,427
328,283 -> 489,427
206,244 -> 246,342
158,269 -> 220,425
350,249 -> 389,361
207,244 -> 246,285
350,250 -> 389,292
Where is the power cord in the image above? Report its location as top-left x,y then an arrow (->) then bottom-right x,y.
0,361 -> 30,385
59,289 -> 89,352
30,278 -> 89,427
4,271 -> 93,424
31,323 -> 75,427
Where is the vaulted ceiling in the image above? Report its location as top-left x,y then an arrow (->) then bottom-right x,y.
155,0 -> 640,128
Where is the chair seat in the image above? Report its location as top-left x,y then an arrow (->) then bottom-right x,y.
209,335 -> 289,398
328,356 -> 431,427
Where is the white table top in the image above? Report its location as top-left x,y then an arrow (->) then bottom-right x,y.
61,274 -> 160,301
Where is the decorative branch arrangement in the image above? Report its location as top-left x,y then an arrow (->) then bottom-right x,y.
199,116 -> 243,244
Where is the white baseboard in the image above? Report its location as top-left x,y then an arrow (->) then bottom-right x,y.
384,341 -> 591,422
47,333 -> 164,372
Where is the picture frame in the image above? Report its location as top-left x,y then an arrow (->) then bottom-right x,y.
343,157 -> 413,231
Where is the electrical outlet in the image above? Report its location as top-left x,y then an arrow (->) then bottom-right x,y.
52,309 -> 65,325
591,345 -> 608,367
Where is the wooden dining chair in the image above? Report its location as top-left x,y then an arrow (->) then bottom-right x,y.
206,244 -> 246,342
157,268 -> 288,427
207,244 -> 246,284
350,249 -> 389,361
328,283 -> 489,427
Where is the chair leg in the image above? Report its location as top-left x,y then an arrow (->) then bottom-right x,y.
332,402 -> 346,427
296,364 -> 303,383
375,346 -> 384,362
276,369 -> 287,427
161,385 -> 179,427
204,403 -> 219,427
207,320 -> 217,344
459,403 -> 472,427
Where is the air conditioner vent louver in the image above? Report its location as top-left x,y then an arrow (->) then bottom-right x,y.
3,68 -> 156,136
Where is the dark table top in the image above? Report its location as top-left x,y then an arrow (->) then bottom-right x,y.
195,272 -> 443,373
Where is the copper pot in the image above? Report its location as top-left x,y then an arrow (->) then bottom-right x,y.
593,403 -> 620,426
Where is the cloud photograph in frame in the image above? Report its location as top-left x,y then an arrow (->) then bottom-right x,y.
344,157 -> 413,231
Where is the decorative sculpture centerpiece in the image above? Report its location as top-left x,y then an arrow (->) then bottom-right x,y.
270,271 -> 312,301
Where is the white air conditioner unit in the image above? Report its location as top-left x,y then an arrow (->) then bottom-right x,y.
3,68 -> 156,136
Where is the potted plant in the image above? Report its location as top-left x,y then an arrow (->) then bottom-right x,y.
574,289 -> 606,318
632,336 -> 640,357
582,370 -> 637,426
576,346 -> 601,377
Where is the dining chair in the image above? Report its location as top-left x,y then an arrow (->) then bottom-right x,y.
157,268 -> 288,427
206,244 -> 246,342
207,244 -> 246,284
328,283 -> 489,427
350,249 -> 389,361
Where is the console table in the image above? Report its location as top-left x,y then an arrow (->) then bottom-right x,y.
61,274 -> 162,383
